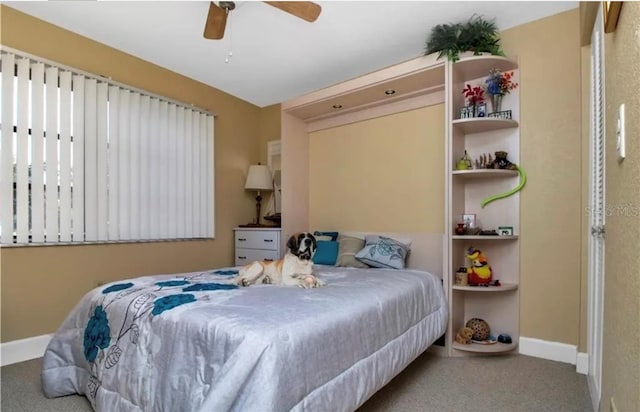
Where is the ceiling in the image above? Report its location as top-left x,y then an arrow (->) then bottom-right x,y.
4,1 -> 577,108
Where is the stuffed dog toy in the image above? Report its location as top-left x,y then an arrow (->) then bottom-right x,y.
235,232 -> 326,288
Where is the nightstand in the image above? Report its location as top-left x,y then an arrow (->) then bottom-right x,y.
233,227 -> 282,266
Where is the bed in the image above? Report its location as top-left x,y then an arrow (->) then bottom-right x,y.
41,235 -> 448,412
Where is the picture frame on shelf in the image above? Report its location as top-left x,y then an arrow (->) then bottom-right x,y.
459,106 -> 471,119
488,110 -> 512,120
498,226 -> 514,236
476,103 -> 487,118
461,214 -> 477,232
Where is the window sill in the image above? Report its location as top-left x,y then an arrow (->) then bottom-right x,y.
0,237 -> 215,248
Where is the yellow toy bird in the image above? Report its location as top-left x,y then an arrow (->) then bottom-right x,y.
466,247 -> 492,286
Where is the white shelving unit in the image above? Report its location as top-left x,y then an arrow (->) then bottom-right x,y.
452,169 -> 519,179
452,283 -> 519,292
451,235 -> 518,240
451,118 -> 518,134
446,55 -> 520,356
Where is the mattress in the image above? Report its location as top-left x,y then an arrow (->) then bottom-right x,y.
41,265 -> 448,412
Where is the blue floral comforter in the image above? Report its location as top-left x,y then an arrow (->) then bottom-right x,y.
41,266 -> 447,412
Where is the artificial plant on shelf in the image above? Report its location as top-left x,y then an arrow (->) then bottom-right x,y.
484,69 -> 518,112
484,69 -> 519,96
462,84 -> 485,116
424,15 -> 505,62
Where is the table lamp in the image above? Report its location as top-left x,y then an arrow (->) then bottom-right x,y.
244,163 -> 273,225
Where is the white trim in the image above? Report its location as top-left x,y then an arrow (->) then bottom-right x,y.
587,7 -> 605,412
0,334 -> 53,366
519,337 -> 588,374
282,54 -> 444,111
576,352 -> 589,375
307,89 -> 444,133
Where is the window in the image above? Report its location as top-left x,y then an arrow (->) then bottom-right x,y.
0,49 -> 215,245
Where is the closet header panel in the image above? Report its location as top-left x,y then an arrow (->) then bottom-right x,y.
283,54 -> 445,123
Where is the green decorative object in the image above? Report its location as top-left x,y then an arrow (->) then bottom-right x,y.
425,15 -> 505,62
481,165 -> 527,208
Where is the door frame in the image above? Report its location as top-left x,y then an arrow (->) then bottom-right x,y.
587,5 -> 606,411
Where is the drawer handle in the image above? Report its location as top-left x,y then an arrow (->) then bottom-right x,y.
238,256 -> 247,260
238,238 -> 247,242
264,239 -> 273,243
264,258 -> 274,262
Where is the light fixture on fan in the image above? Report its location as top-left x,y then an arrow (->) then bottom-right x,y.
244,163 -> 273,226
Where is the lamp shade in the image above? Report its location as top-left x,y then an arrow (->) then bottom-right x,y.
244,164 -> 273,191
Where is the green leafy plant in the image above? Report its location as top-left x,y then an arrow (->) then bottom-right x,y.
425,15 -> 505,62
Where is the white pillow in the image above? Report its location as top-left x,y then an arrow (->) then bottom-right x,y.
354,235 -> 410,270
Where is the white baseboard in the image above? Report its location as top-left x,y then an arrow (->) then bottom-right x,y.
1,334 -> 53,366
519,337 -> 588,375
576,352 -> 589,375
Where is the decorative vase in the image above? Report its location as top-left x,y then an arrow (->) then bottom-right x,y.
455,269 -> 468,286
490,94 -> 503,113
455,223 -> 467,235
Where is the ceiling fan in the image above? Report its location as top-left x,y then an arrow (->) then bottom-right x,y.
203,1 -> 322,40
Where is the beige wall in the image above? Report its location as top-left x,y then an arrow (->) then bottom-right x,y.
0,6 -> 281,341
281,112 -> 310,246
258,104 -> 282,165
308,105 -> 444,233
499,9 -> 583,346
601,3 -> 640,411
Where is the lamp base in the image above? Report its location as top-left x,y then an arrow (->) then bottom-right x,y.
254,194 -> 263,226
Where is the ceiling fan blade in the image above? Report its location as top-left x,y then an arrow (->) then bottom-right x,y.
203,2 -> 228,40
264,2 -> 321,23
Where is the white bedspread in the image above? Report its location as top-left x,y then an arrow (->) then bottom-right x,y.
41,265 -> 447,412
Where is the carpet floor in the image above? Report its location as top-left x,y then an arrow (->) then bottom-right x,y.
1,352 -> 592,411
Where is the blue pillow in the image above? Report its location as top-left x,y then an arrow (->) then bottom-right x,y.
313,231 -> 339,241
312,240 -> 339,265
354,235 -> 410,270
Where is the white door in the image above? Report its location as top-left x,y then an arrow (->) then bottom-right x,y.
588,6 -> 606,412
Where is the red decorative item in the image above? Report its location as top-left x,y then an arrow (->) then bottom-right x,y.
484,69 -> 519,96
462,84 -> 485,106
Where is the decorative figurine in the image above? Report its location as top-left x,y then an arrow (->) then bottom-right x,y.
457,150 -> 473,170
465,317 -> 491,341
455,327 -> 474,344
498,333 -> 513,344
492,151 -> 517,170
466,247 -> 492,286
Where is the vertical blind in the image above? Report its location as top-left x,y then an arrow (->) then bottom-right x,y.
0,50 -> 215,244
